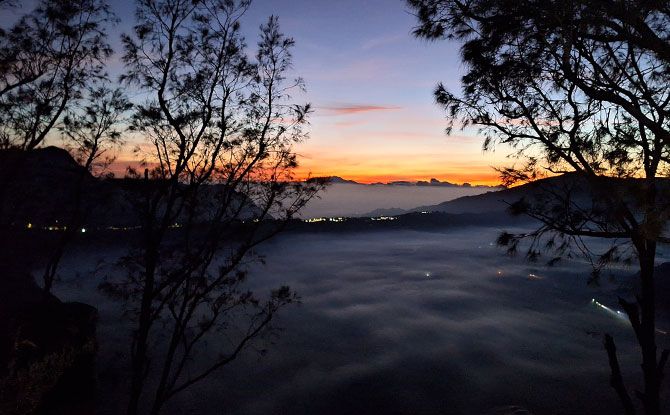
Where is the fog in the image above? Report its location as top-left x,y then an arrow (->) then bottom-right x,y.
297,184 -> 495,218
55,225 -> 670,415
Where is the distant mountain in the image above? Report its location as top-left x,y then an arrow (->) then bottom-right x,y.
287,211 -> 528,233
359,207 -> 408,217
307,176 -> 498,188
307,176 -> 361,185
382,178 -> 494,188
416,178 -> 457,187
410,173 -> 670,216
0,147 -> 261,228
0,146 -> 106,227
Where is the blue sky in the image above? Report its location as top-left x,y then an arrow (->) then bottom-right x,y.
5,0 -> 509,184
238,0 -> 505,183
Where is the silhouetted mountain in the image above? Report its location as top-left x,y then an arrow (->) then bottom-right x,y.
307,176 -> 360,185
0,147 -> 261,229
286,211 -> 524,233
0,147 -> 104,228
417,178 -> 458,187
307,176 -> 496,187
410,173 -> 670,216
360,207 -> 408,217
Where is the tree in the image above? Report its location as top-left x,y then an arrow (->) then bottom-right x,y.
408,1 -> 670,414
0,0 -> 122,293
0,0 -> 117,246
107,1 -> 324,414
40,83 -> 131,294
0,0 -> 115,151
61,84 -> 131,174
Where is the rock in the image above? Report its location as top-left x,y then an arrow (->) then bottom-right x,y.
0,268 -> 98,415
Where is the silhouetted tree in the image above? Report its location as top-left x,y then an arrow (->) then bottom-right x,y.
0,4 -> 121,411
40,83 -> 131,294
61,84 -> 132,174
0,0 -> 118,258
104,1 -> 324,414
408,1 -> 670,414
0,0 -> 115,150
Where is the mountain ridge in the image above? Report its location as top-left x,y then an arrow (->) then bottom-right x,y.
409,173 -> 670,215
307,175 -> 498,188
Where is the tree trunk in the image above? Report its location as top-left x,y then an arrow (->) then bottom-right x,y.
127,246 -> 158,415
638,243 -> 659,415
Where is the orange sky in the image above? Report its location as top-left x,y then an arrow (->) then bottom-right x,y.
108,105 -> 508,186
293,168 -> 501,186
111,142 -> 504,186
292,155 -> 502,186
283,103 -> 508,186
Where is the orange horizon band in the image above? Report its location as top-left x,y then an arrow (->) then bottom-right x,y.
106,162 -> 501,186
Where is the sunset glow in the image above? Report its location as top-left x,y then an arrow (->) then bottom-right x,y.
61,0 -> 509,186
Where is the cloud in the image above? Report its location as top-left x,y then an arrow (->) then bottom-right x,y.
318,104 -> 402,116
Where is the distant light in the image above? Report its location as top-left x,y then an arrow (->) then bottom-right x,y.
26,222 -> 32,229
81,228 -> 86,233
370,216 -> 398,221
425,272 -> 431,277
592,298 -> 627,321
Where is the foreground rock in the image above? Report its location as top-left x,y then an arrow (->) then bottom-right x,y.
0,267 -> 97,415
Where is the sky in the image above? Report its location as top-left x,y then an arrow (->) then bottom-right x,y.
5,0 -> 512,185
237,0 -> 509,185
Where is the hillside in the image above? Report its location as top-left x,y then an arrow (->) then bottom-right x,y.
0,147 -> 107,227
410,173 -> 670,216
0,147 -> 260,229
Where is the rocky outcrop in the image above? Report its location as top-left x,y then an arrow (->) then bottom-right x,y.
0,268 -> 97,415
